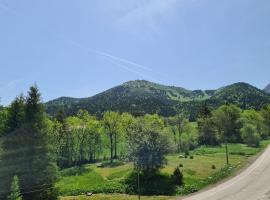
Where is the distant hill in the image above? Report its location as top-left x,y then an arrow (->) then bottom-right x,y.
206,82 -> 270,109
45,80 -> 270,118
264,83 -> 270,94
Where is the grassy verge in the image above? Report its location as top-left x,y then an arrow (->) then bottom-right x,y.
57,140 -> 270,199
60,194 -> 171,200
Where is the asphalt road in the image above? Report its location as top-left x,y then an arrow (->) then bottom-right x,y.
178,145 -> 270,200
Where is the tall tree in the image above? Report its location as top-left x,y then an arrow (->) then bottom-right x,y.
5,95 -> 25,133
261,105 -> 270,138
126,116 -> 170,174
103,111 -> 120,163
0,85 -> 58,200
213,105 -> 242,165
22,85 -> 58,200
197,105 -> 219,146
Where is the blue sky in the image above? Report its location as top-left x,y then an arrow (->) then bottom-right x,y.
0,0 -> 270,105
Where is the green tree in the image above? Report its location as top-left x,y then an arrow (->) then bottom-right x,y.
167,114 -> 187,152
103,111 -> 120,163
0,85 -> 58,200
126,116 -> 170,174
241,110 -> 264,139
261,105 -> 270,138
22,85 -> 58,200
241,124 -> 260,147
7,175 -> 22,200
197,117 -> 219,146
5,95 -> 25,133
0,107 -> 8,135
213,105 -> 242,165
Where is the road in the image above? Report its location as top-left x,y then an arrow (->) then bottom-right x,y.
178,145 -> 270,200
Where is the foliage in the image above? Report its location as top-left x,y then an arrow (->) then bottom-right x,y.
213,104 -> 242,143
0,85 -> 58,200
241,124 -> 260,147
126,116 -> 170,174
7,175 -> 22,200
261,105 -> 270,137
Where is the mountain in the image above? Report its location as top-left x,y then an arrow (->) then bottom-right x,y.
264,83 -> 270,94
45,80 -> 270,118
206,82 -> 270,109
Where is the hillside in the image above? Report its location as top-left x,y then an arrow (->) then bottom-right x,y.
206,82 -> 270,109
45,80 -> 270,118
264,83 -> 270,94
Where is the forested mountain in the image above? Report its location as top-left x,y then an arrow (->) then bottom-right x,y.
264,83 -> 270,94
45,80 -> 270,118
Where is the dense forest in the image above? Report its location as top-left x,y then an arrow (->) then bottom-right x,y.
0,84 -> 270,199
45,80 -> 270,119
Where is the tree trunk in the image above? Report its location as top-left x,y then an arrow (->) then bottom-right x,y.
225,142 -> 229,165
137,171 -> 141,200
114,133 -> 117,159
110,133 -> 113,164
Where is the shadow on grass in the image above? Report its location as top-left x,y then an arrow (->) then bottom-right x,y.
60,165 -> 92,177
101,160 -> 126,168
125,172 -> 176,195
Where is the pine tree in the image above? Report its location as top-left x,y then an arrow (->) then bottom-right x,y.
22,85 -> 58,200
7,176 -> 22,200
0,85 -> 58,200
0,97 -> 26,199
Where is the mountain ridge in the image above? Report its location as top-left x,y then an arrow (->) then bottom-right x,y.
45,80 -> 270,118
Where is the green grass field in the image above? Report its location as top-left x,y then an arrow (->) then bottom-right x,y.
58,140 -> 270,199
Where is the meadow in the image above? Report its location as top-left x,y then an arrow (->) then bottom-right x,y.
58,140 -> 270,200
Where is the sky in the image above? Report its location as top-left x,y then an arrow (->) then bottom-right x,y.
0,0 -> 270,105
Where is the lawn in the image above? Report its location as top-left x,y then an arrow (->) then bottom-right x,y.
57,140 -> 270,199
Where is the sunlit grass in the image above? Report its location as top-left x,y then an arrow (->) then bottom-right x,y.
57,140 -> 270,197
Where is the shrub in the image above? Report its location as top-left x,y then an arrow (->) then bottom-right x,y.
190,155 -> 194,159
211,165 -> 216,169
179,163 -> 183,168
171,167 -> 183,186
241,124 -> 261,147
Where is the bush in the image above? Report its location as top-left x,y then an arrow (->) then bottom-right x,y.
241,124 -> 261,147
190,155 -> 194,159
171,167 -> 183,186
211,165 -> 216,169
179,163 -> 183,168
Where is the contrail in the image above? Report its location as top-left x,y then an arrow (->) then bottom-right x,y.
61,37 -> 157,80
103,56 -> 155,80
62,37 -> 153,74
0,2 -> 162,81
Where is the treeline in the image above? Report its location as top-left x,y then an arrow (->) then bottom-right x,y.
42,102 -> 270,170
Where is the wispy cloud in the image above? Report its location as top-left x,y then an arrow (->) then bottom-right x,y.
0,79 -> 25,91
102,0 -> 180,35
0,2 -> 17,15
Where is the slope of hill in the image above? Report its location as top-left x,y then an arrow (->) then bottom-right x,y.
264,83 -> 270,94
45,80 -> 270,118
207,82 -> 270,109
